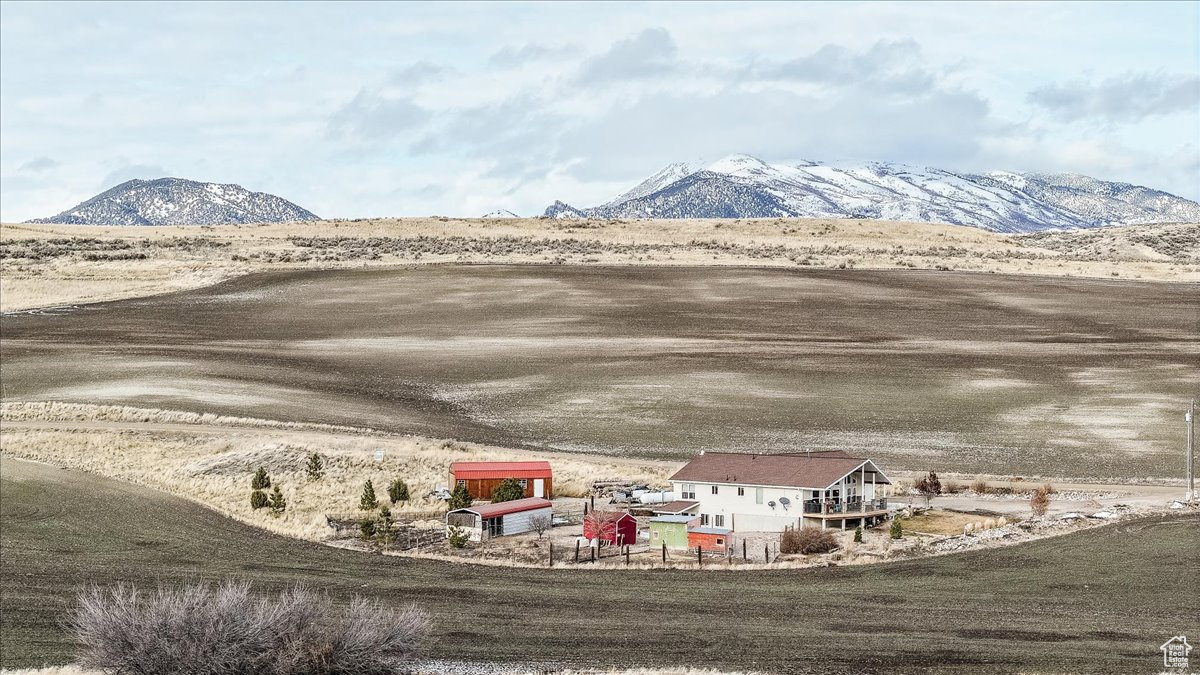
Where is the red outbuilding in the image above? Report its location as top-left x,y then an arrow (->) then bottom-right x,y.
583,510 -> 637,547
687,526 -> 732,554
449,461 -> 552,501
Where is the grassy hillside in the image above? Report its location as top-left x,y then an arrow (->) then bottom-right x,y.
2,218 -> 1195,312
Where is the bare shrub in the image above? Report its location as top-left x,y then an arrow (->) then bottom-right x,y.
970,478 -> 990,494
914,471 -> 941,507
67,581 -> 430,675
1030,486 -> 1051,517
780,528 -> 838,555
530,513 -> 552,539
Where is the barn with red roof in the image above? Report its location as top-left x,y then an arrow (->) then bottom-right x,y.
449,461 -> 552,501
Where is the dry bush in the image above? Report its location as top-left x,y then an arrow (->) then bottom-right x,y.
1030,486 -> 1051,517
970,478 -> 990,494
780,528 -> 839,555
67,581 -> 429,675
942,480 -> 963,494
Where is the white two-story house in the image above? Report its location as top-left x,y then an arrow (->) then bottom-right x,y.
669,451 -> 892,532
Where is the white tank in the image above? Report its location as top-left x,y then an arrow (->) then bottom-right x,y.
638,491 -> 675,505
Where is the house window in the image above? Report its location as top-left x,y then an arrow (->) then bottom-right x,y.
737,487 -> 745,496
681,483 -> 696,500
456,479 -> 466,487
713,514 -> 725,527
518,479 -> 528,488
716,538 -> 724,546
701,514 -> 710,526
711,485 -> 719,495
755,487 -> 763,504
652,531 -> 659,539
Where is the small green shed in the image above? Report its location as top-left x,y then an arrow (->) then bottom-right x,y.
649,515 -> 700,550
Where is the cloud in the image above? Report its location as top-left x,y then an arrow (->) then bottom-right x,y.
386,60 -> 450,87
1028,72 -> 1200,123
327,89 -> 430,141
575,27 -> 678,83
757,39 -> 936,94
99,163 -> 170,189
18,156 -> 60,173
488,43 -> 580,68
553,84 -> 994,184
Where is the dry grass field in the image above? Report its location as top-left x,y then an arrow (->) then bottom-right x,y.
3,264 -> 1195,480
2,218 -> 1196,312
0,402 -> 672,541
4,457 -> 1197,674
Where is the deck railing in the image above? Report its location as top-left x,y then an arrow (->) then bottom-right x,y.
802,498 -> 888,515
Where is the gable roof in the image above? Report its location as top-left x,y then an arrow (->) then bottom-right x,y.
450,461 -> 552,480
669,452 -> 891,490
449,497 -> 552,518
651,500 -> 701,515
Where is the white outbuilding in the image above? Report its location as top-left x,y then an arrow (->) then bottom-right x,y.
444,497 -> 554,542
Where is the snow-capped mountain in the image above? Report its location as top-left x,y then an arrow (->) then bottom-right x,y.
543,155 -> 1200,232
481,209 -> 520,218
29,177 -> 319,226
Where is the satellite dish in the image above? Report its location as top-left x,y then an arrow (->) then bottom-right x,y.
779,497 -> 791,510
768,500 -> 776,509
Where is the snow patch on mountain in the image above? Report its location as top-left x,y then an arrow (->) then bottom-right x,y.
29,177 -> 319,226
543,155 -> 1200,233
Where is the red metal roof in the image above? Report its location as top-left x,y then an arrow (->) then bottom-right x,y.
450,461 -> 552,480
451,497 -> 553,518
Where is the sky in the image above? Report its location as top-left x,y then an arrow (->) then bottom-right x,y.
1,1 -> 1197,221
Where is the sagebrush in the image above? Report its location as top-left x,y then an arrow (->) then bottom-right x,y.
66,581 -> 430,675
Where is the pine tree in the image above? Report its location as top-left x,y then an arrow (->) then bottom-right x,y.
268,485 -> 287,514
388,479 -> 410,504
358,518 -> 376,540
251,467 -> 271,490
448,483 -> 472,510
375,506 -> 394,548
305,453 -> 324,481
889,518 -> 903,540
360,480 -> 378,511
250,490 -> 268,510
854,525 -> 863,543
490,478 -> 525,503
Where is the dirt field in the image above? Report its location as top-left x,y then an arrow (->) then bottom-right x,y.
2,265 -> 1195,479
2,218 -> 1196,312
3,457 -> 1197,673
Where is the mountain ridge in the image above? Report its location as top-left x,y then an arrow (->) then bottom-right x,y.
29,177 -> 320,226
543,155 -> 1200,232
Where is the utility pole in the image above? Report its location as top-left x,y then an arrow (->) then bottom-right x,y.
1187,399 -> 1195,502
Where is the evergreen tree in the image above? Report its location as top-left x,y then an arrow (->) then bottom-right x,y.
853,525 -> 863,543
305,453 -> 324,481
360,480 -> 378,511
388,479 -> 410,504
447,525 -> 468,549
251,467 -> 271,490
375,506 -> 394,548
490,478 -> 525,503
250,490 -> 268,510
889,519 -> 903,540
358,518 -> 376,540
268,485 -> 287,514
448,483 -> 472,510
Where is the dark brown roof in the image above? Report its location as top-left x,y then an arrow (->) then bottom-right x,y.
652,500 -> 700,514
669,452 -> 890,489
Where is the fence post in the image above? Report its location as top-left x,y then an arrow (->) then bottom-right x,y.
591,545 -> 596,563
662,542 -> 666,563
742,539 -> 747,561
697,545 -> 702,567
584,502 -> 589,517
574,540 -> 580,563
625,545 -> 630,565
549,541 -> 553,568
765,544 -> 770,563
